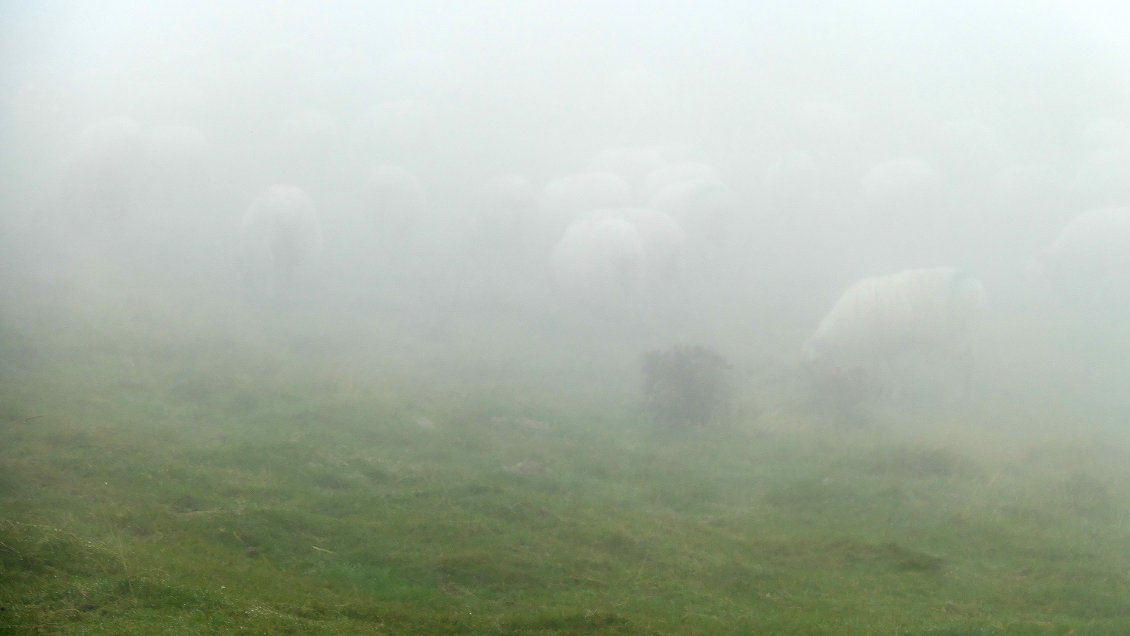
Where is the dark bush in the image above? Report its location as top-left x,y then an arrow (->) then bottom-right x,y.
641,345 -> 732,427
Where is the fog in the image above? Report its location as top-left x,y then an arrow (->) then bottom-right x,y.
3,0 -> 1130,408
8,3 -> 1130,630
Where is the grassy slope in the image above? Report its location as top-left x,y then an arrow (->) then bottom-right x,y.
2,277 -> 1130,635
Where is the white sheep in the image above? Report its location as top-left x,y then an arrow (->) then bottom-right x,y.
610,207 -> 688,291
1036,206 -> 1130,305
803,267 -> 988,399
243,185 -> 323,297
537,170 -> 632,252
550,215 -> 647,313
647,173 -> 732,244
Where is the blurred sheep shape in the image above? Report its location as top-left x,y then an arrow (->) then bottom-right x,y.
802,267 -> 988,399
1035,206 -> 1130,297
551,215 -> 647,308
243,185 -> 323,295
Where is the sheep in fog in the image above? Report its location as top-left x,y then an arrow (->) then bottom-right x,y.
647,167 -> 733,249
607,207 -> 688,297
551,206 -> 688,315
1036,206 -> 1130,305
551,216 -> 647,314
243,185 -> 323,297
802,267 -> 988,400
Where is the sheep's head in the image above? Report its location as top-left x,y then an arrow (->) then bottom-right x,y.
801,338 -> 872,408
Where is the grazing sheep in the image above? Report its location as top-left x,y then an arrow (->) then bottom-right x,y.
537,170 -> 632,254
551,216 -> 646,313
243,185 -> 323,296
803,267 -> 988,400
550,206 -> 687,321
1036,206 -> 1130,305
611,207 -> 688,291
647,173 -> 732,246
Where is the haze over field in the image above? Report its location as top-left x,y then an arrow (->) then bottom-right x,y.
2,2 -> 1130,633
3,2 -> 1128,334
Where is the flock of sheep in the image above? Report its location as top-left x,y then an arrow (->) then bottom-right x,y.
8,79 -> 1130,403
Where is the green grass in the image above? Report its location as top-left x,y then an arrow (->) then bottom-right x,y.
2,274 -> 1130,634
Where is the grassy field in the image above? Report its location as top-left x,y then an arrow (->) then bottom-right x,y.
3,272 -> 1130,634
